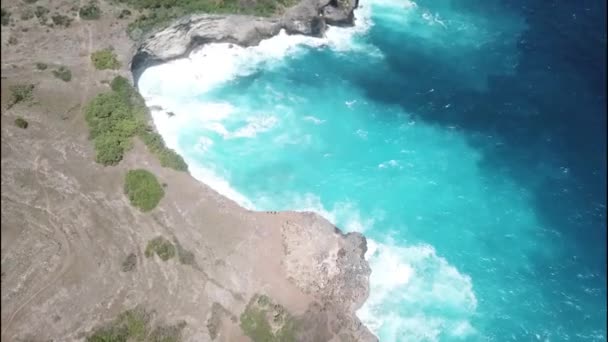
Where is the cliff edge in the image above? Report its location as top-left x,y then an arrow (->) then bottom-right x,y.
1,0 -> 375,340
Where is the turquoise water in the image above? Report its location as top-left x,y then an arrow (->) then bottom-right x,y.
138,0 -> 607,340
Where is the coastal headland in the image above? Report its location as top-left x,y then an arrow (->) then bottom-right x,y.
0,0 -> 377,340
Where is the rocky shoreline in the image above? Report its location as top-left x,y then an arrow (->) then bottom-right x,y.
131,0 -> 359,84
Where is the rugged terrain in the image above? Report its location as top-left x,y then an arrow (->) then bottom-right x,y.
1,0 -> 375,341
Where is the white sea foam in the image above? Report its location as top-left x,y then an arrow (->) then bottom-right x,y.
378,159 -> 400,169
278,193 -> 374,233
232,115 -> 278,138
302,116 -> 326,125
274,192 -> 479,340
357,239 -> 478,341
138,0 -> 377,100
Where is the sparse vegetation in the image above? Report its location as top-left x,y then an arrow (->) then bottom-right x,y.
52,66 -> 72,82
91,49 -> 121,70
118,9 -> 131,19
145,236 -> 175,261
174,239 -> 195,265
35,62 -> 48,70
79,3 -> 100,20
87,307 -> 185,342
34,5 -> 49,23
1,8 -> 10,26
240,294 -> 298,342
84,91 -> 140,165
8,36 -> 17,45
14,117 -> 29,129
124,0 -> 297,39
110,75 -> 130,94
139,130 -> 188,171
23,0 -> 38,3
121,253 -> 137,272
125,169 -> 164,212
7,84 -> 34,109
84,76 -> 187,171
51,13 -> 73,27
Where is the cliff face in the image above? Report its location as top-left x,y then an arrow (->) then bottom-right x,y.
131,0 -> 359,84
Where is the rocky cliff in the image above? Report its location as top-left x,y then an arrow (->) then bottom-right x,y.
131,0 -> 359,84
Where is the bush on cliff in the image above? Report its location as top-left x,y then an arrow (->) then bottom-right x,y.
124,169 -> 164,212
240,294 -> 298,342
1,8 -> 11,26
8,84 -> 34,109
84,91 -> 139,165
124,0 -> 298,38
87,307 -> 185,342
84,76 -> 187,171
145,236 -> 175,260
52,66 -> 72,81
51,13 -> 73,27
79,3 -> 100,20
91,48 -> 121,70
14,117 -> 29,129
139,130 -> 188,171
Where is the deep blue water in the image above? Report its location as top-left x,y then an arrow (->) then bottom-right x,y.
139,0 -> 607,340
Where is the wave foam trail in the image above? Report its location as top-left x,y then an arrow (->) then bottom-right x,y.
357,240 -> 478,342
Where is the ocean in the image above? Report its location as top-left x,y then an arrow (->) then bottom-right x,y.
137,0 -> 607,340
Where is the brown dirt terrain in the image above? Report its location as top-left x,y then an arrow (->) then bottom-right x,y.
1,0 -> 375,341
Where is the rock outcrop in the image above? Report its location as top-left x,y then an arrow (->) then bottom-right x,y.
131,0 -> 359,84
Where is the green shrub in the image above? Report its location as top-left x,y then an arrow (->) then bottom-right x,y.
8,84 -> 34,108
14,117 -> 28,129
91,49 -> 121,70
84,77 -> 186,171
79,4 -> 100,20
139,130 -> 188,171
84,91 -> 140,165
110,75 -> 131,96
88,308 -> 185,342
124,169 -> 164,211
94,134 -> 125,165
35,62 -> 48,70
1,9 -> 10,26
87,308 -> 151,342
52,66 -> 72,81
34,5 -> 48,23
118,9 -> 131,19
51,13 -> 72,27
124,0 -> 297,38
121,253 -> 137,272
145,236 -> 175,261
240,295 -> 298,342
34,5 -> 48,17
23,0 -> 38,3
